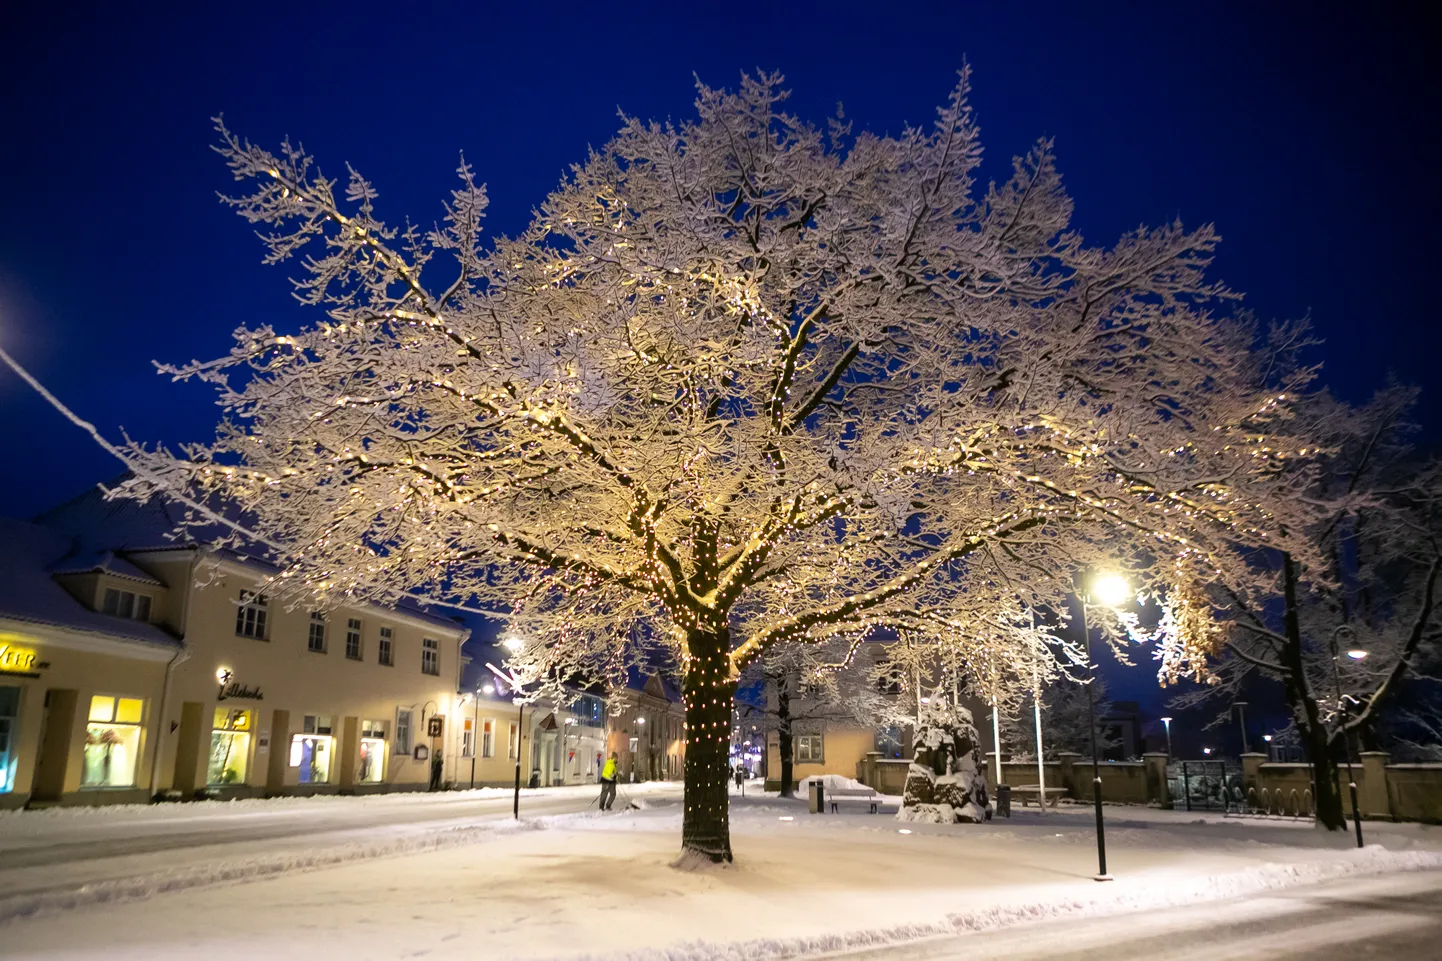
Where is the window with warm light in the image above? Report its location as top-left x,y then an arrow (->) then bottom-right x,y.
290,714 -> 334,783
83,695 -> 145,788
481,718 -> 495,758
461,717 -> 475,758
208,707 -> 253,785
508,722 -> 519,760
359,719 -> 387,782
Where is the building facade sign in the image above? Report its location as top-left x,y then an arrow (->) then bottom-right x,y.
0,637 -> 47,675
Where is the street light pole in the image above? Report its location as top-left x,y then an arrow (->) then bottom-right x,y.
1160,716 -> 1174,759
513,700 -> 524,819
1077,595 -> 1110,881
1328,634 -> 1365,848
1235,701 -> 1249,756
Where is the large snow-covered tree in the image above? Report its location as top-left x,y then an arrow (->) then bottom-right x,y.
120,71 -> 1315,863
1174,388 -> 1442,830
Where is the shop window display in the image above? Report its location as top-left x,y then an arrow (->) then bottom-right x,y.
0,686 -> 18,794
359,719 -> 387,783
291,714 -> 334,784
208,708 -> 253,785
83,695 -> 144,788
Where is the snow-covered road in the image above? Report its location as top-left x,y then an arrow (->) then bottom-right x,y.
826,869 -> 1442,960
0,781 -> 683,909
1,795 -> 1440,959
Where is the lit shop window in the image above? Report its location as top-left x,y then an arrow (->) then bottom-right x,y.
290,714 -> 334,784
208,708 -> 253,785
359,719 -> 387,783
0,686 -> 18,794
83,695 -> 144,788
102,588 -> 151,622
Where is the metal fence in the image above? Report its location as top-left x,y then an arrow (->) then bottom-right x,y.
1166,760 -> 1241,812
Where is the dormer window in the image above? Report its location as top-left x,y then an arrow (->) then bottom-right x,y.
102,588 -> 151,622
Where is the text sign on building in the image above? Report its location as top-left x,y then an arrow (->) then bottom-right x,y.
218,681 -> 264,701
0,635 -> 48,674
428,715 -> 445,738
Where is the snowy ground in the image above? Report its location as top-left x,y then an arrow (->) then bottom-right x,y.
1,788 -> 1439,960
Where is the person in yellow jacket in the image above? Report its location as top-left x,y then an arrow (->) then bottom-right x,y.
598,752 -> 619,811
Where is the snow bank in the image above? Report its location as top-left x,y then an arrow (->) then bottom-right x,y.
570,846 -> 1442,961
0,809 -> 595,925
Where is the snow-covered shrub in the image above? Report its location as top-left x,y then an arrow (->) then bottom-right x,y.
897,701 -> 989,824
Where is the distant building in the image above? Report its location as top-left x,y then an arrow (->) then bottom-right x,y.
607,673 -> 685,782
1,489 -> 469,808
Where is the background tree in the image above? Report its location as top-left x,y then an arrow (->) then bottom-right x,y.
118,71 -> 1313,864
738,638 -> 890,797
1001,676 -> 1122,760
1174,389 -> 1442,829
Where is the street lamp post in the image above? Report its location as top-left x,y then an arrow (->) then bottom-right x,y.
1078,572 -> 1129,882
486,637 -> 530,821
1234,701 -> 1250,756
1160,716 -> 1174,759
1328,635 -> 1367,849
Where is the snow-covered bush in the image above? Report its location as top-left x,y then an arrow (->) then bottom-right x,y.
898,701 -> 989,824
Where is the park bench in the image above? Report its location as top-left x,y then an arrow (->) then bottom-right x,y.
1009,785 -> 1067,809
828,787 -> 881,813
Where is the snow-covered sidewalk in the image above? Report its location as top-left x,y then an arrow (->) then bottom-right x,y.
1,796 -> 1439,960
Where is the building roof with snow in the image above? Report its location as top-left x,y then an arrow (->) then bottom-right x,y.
0,517 -> 182,651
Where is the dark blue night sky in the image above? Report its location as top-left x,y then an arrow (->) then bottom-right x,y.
2,1 -> 1436,750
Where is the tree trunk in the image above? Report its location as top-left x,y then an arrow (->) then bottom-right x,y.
681,628 -> 736,863
777,673 -> 795,798
1280,552 -> 1346,831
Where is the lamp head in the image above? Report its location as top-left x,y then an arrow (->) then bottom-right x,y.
483,683 -> 496,695
502,637 -> 525,653
1346,649 -> 1368,661
1091,572 -> 1132,608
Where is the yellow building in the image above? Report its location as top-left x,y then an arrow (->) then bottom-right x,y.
607,673 -> 685,782
1,492 -> 470,809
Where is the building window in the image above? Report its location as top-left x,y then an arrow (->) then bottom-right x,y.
378,627 -> 394,666
235,591 -> 268,639
482,719 -> 495,758
421,638 -> 439,676
796,733 -> 824,763
307,612 -> 327,653
345,618 -> 362,660
395,708 -> 413,755
0,685 -> 18,794
290,715 -> 334,784
508,722 -> 519,760
102,588 -> 151,622
83,695 -> 144,788
461,718 -> 475,758
209,708 -> 253,785
360,719 -> 387,782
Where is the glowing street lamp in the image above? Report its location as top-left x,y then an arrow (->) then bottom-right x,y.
1346,649 -> 1369,661
1076,570 -> 1132,882
1159,716 -> 1174,758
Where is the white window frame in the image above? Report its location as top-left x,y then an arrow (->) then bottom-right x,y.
395,708 -> 413,755
508,722 -> 519,760
796,733 -> 824,764
481,718 -> 495,758
307,612 -> 327,653
461,717 -> 475,758
345,618 -> 363,660
421,637 -> 439,676
102,588 -> 152,622
378,626 -> 394,666
235,590 -> 268,639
